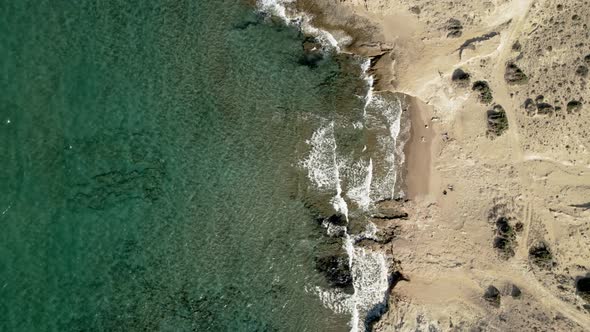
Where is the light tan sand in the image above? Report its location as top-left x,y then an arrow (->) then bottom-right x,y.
295,0 -> 590,330
404,96 -> 435,199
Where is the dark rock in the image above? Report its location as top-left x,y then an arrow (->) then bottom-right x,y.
452,68 -> 471,86
457,32 -> 499,57
378,227 -> 397,244
299,37 -> 324,68
567,100 -> 582,113
496,217 -> 511,234
529,241 -> 553,269
372,211 -> 409,220
409,6 -> 421,14
364,271 -> 408,331
315,255 -> 353,289
493,237 -> 510,249
512,41 -> 522,52
576,65 -> 589,77
373,200 -> 408,220
446,19 -> 463,38
484,285 -> 501,307
487,104 -> 508,137
537,103 -> 554,115
472,81 -> 493,104
510,284 -> 522,298
325,213 -> 347,226
576,277 -> 590,303
585,54 -> 590,65
493,237 -> 515,259
356,225 -> 399,247
505,62 -> 528,84
492,217 -> 516,259
523,98 -> 536,116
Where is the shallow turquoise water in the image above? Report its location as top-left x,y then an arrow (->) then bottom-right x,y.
0,1 -> 374,331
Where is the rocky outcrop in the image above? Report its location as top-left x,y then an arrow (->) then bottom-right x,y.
299,37 -> 324,68
446,19 -> 463,38
529,241 -> 553,270
505,62 -> 528,84
472,80 -> 493,104
451,68 -> 470,87
486,104 -> 509,138
566,100 -> 582,113
576,276 -> 590,304
510,284 -> 522,298
492,217 -> 516,259
457,32 -> 499,58
483,285 -> 501,307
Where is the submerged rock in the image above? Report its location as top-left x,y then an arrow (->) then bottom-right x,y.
299,37 -> 324,68
324,213 -> 347,226
314,255 -> 353,289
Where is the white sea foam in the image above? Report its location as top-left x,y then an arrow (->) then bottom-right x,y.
346,159 -> 373,211
256,0 -> 343,51
360,59 -> 375,115
302,123 -> 337,190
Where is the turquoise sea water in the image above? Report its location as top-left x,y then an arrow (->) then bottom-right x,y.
0,1 -> 380,331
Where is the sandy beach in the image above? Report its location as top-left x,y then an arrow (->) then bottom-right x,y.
295,0 -> 590,330
404,96 -> 434,199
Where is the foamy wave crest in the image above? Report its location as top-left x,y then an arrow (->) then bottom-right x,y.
302,123 -> 338,190
346,158 -> 373,211
360,59 -> 375,114
256,0 -> 346,50
302,122 -> 349,220
308,285 -> 351,314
